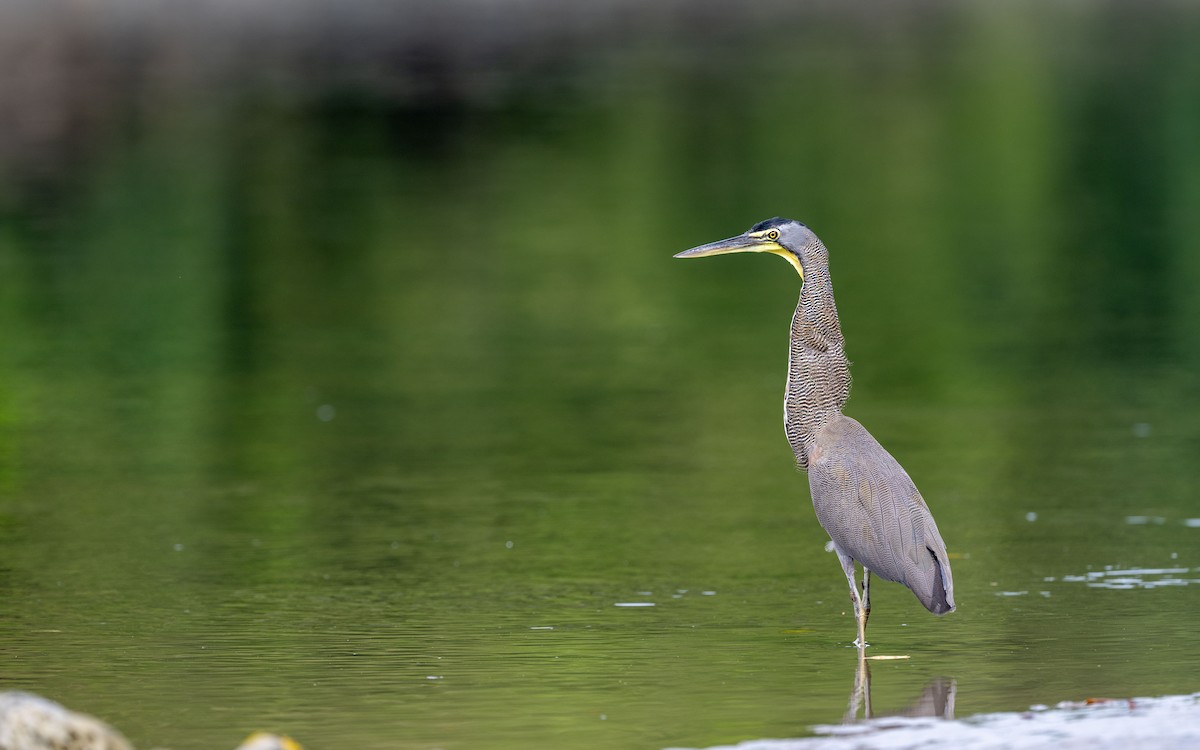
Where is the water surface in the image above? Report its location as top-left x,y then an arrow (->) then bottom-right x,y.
1,2 -> 1199,748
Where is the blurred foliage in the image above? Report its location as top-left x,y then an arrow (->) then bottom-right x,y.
1,2 -> 1200,749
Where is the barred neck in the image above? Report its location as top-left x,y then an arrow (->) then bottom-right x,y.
783,254 -> 851,469
798,264 -> 845,349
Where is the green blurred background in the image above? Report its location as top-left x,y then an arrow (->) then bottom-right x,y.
1,2 -> 1199,748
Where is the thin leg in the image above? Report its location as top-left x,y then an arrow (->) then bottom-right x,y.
860,568 -> 872,646
834,545 -> 867,648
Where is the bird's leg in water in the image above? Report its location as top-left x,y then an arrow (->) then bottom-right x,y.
861,569 -> 872,641
835,547 -> 868,647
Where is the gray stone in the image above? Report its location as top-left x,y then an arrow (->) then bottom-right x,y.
0,692 -> 133,750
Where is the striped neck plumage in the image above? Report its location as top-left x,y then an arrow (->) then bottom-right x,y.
798,264 -> 843,346
783,244 -> 852,469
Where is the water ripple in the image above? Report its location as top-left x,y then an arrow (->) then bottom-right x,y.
1051,566 -> 1198,590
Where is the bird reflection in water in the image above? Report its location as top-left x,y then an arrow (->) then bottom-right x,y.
843,650 -> 956,723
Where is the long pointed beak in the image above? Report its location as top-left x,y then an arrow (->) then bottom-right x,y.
674,232 -> 804,279
673,234 -> 770,259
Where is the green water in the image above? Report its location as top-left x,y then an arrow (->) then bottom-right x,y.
2,3 -> 1200,749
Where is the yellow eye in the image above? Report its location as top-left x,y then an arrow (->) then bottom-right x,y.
766,229 -> 780,241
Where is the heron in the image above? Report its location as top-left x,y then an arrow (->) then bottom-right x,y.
674,217 -> 955,647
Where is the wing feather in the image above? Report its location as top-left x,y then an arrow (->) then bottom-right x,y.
808,415 -> 955,614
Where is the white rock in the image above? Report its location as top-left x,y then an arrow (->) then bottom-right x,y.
0,692 -> 132,750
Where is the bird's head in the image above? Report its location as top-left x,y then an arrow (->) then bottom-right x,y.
673,217 -> 821,280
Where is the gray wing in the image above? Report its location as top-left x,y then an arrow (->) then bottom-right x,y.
807,415 -> 955,614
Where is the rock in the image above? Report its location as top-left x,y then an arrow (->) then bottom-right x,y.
0,692 -> 133,750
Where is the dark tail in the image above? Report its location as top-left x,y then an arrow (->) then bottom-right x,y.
925,548 -> 955,614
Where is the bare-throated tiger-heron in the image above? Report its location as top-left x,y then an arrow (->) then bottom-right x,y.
675,218 -> 955,647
